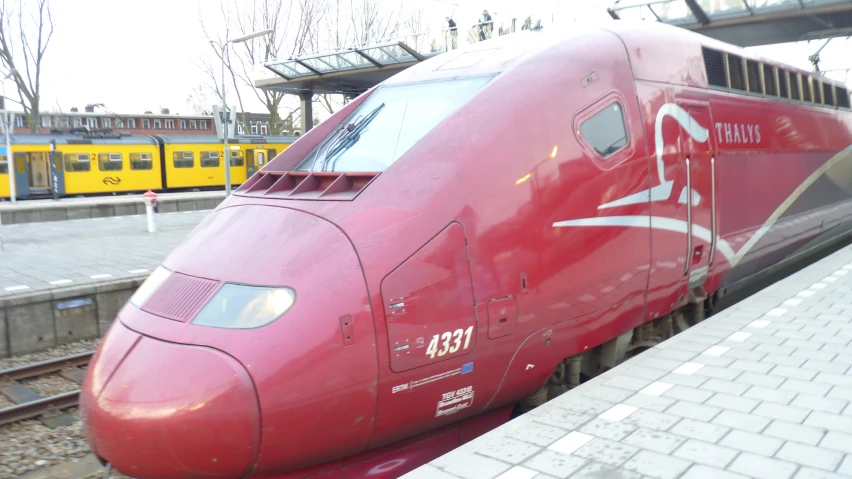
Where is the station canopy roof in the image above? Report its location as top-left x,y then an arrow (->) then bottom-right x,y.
607,0 -> 852,46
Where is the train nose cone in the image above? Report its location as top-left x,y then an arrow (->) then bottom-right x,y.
80,322 -> 261,479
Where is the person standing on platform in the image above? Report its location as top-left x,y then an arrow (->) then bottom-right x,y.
446,16 -> 458,50
480,10 -> 493,40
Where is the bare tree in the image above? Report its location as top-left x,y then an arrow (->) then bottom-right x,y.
0,0 -> 54,133
349,0 -> 401,45
186,84 -> 216,115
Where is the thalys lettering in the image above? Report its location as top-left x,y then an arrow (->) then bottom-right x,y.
426,326 -> 473,359
715,122 -> 762,144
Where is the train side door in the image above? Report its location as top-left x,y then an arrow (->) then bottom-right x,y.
246,149 -> 256,176
13,153 -> 30,198
681,103 -> 716,291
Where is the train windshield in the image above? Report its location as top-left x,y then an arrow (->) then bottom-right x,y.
296,76 -> 492,173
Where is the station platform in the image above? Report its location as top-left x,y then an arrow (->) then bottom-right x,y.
0,210 -> 208,357
405,244 -> 852,479
0,190 -> 224,225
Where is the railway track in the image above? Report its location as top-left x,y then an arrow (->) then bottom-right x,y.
0,351 -> 94,426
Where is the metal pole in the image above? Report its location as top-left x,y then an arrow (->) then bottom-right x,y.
5,111 -> 13,203
222,42 -> 231,196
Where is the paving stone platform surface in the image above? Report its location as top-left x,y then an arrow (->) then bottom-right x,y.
0,210 -> 208,296
404,245 -> 852,479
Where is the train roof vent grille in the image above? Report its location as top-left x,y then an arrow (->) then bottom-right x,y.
746,60 -> 761,93
813,80 -> 823,104
235,171 -> 380,201
702,48 -> 726,88
822,82 -> 835,106
727,55 -> 746,91
803,78 -> 812,102
778,70 -> 789,99
838,88 -> 850,109
764,66 -> 777,97
140,273 -> 220,322
791,73 -> 801,100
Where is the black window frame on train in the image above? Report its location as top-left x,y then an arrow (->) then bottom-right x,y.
173,151 -> 194,169
0,154 -> 7,174
578,101 -> 629,159
702,46 -> 849,111
200,150 -> 221,168
130,152 -> 153,171
64,153 -> 91,172
229,150 -> 245,167
98,152 -> 123,172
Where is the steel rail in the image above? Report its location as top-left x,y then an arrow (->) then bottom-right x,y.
0,390 -> 80,426
0,351 -> 94,382
0,351 -> 95,426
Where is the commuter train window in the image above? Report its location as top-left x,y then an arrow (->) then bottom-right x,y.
64,153 -> 91,172
98,153 -> 123,171
0,154 -> 7,174
130,152 -> 153,170
173,151 -> 194,168
579,102 -> 629,158
230,150 -> 245,167
201,151 -> 220,168
294,76 -> 493,172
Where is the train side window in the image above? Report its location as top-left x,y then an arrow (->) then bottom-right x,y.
98,153 -> 123,171
579,102 -> 628,158
64,153 -> 91,172
0,154 -> 7,174
229,150 -> 245,167
130,152 -> 153,170
201,151 -> 220,168
173,151 -> 194,168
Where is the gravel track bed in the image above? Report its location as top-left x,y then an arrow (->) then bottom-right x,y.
0,408 -> 89,479
21,375 -> 81,397
0,395 -> 13,408
0,339 -> 100,371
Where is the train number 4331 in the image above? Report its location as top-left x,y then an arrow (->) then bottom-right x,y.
426,326 -> 473,359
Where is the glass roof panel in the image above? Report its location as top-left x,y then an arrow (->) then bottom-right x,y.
299,57 -> 338,73
612,0 -> 850,23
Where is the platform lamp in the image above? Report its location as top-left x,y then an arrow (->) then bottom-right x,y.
209,28 -> 274,196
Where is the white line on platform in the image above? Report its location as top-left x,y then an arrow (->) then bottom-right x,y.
495,466 -> 538,479
49,279 -> 73,286
824,277 -> 838,283
811,283 -> 827,289
798,290 -> 816,297
673,362 -> 704,375
548,431 -> 593,455
599,404 -> 638,422
783,298 -> 804,306
727,331 -> 752,342
4,285 -> 30,292
639,381 -> 674,397
90,274 -> 113,279
703,346 -> 731,357
128,269 -> 149,274
835,270 -> 849,276
748,320 -> 772,329
766,308 -> 787,317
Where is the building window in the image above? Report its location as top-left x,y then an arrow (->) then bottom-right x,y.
98,153 -> 123,171
130,152 -> 153,170
73,118 -> 82,127
115,118 -> 123,128
128,118 -> 136,128
41,117 -> 51,128
103,118 -> 111,128
578,102 -> 628,158
180,120 -> 186,129
143,119 -> 150,129
260,122 -> 268,135
165,119 -> 174,129
251,121 -> 258,135
200,120 -> 207,129
173,151 -> 194,168
237,122 -> 245,135
14,116 -> 24,127
60,118 -> 69,128
86,118 -> 98,128
64,153 -> 91,172
200,151 -> 220,168
190,120 -> 197,129
154,119 -> 161,129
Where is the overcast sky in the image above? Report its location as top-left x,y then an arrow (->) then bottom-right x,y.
6,0 -> 850,116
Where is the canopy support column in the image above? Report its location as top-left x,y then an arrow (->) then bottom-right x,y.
300,91 -> 314,134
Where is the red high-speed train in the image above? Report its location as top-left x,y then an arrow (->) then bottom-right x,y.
81,20 -> 852,479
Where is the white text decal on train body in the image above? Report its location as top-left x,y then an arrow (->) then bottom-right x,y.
436,386 -> 474,417
715,122 -> 761,145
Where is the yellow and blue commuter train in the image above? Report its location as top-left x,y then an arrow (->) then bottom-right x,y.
0,133 -> 297,199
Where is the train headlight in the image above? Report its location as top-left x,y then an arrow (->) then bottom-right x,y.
191,284 -> 296,329
129,266 -> 172,308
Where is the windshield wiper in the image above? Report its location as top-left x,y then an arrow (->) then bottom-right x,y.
323,103 -> 385,171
